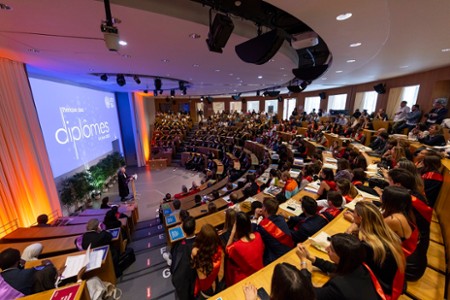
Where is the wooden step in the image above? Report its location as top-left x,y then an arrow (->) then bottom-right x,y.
430,221 -> 444,245
406,267 -> 445,300
427,240 -> 446,273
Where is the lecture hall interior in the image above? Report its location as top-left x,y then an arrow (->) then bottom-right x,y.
1,0 -> 450,299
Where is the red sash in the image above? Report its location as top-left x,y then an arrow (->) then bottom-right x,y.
363,263 -> 387,300
344,195 -> 353,204
194,247 -> 223,296
402,224 -> 419,257
421,172 -> 443,182
411,195 -> 432,223
352,180 -> 363,186
260,218 -> 294,248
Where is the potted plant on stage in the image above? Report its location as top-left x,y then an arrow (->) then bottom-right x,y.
71,171 -> 92,208
88,164 -> 106,200
59,177 -> 76,215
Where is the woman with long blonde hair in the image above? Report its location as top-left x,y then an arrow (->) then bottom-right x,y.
347,201 -> 406,300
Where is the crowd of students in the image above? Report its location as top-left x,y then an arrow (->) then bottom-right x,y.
157,106 -> 447,300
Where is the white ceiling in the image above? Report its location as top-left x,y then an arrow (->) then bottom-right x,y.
0,0 -> 449,96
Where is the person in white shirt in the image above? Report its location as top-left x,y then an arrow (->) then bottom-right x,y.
392,100 -> 410,132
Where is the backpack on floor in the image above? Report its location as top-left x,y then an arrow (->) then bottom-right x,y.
118,247 -> 136,273
86,276 -> 122,300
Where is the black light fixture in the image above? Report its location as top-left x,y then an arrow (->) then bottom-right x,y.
263,91 -> 280,97
319,92 -> 327,100
100,74 -> 108,81
373,83 -> 386,94
170,89 -> 175,97
206,96 -> 213,104
116,74 -> 126,86
154,78 -> 162,91
153,89 -> 158,96
277,95 -> 283,102
256,90 -> 260,97
179,81 -> 185,90
133,75 -> 141,84
143,89 -> 148,94
200,96 -> 204,101
181,87 -> 187,95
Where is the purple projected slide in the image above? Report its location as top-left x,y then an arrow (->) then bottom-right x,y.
29,77 -> 123,178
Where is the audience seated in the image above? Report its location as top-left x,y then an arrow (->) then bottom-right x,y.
317,168 -> 337,199
420,154 -> 443,207
35,214 -> 51,227
191,224 -> 225,298
242,262 -> 315,300
0,248 -> 57,297
288,196 -> 330,244
418,124 -> 446,146
336,179 -> 358,203
254,198 -> 293,265
297,233 -> 384,300
346,202 -> 405,298
225,212 -> 264,286
21,243 -> 43,262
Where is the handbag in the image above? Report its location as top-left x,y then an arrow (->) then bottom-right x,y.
86,276 -> 122,300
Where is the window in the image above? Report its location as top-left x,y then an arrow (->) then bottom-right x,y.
229,101 -> 242,113
304,96 -> 321,114
283,98 -> 297,120
327,94 -> 347,113
212,102 -> 225,114
386,85 -> 420,119
354,91 -> 378,115
247,100 -> 260,113
265,99 -> 278,114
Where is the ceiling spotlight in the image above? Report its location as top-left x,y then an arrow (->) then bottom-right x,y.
181,87 -> 187,95
256,90 -> 260,97
153,89 -> 158,96
100,74 -> 108,81
170,89 -> 175,97
118,40 -> 127,46
116,74 -> 126,86
200,96 -> 204,101
336,12 -> 352,21
143,89 -> 148,94
133,75 -> 141,84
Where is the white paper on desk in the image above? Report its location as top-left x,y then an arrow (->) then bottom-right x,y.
356,189 -> 381,201
61,245 -> 103,278
279,199 -> 303,216
325,157 -> 337,163
309,231 -> 330,253
322,163 -> 337,170
222,195 -> 230,202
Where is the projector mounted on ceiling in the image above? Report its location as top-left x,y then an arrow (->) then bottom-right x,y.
101,0 -> 120,51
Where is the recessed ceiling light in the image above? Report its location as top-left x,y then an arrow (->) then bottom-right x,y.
89,68 -> 94,72
122,54 -> 131,58
280,67 -> 285,70
162,59 -> 170,63
236,77 -> 240,80
193,64 -> 199,67
283,74 -> 287,77
441,48 -> 450,52
215,69 -> 220,72
27,48 -> 40,53
0,3 -> 12,10
234,1 -> 242,7
349,42 -> 362,48
322,77 -> 327,80
346,59 -> 356,63
258,75 -> 263,79
270,59 -> 275,62
119,40 -> 127,46
189,33 -> 201,39
228,73 -> 233,76
400,65 -> 409,69
336,70 -> 343,73
336,13 -> 352,21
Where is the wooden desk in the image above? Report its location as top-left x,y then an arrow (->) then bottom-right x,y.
372,120 -> 392,131
324,133 -> 341,147
363,129 -> 376,146
213,211 -> 351,299
213,159 -> 225,175
226,152 -> 241,170
2,224 -> 87,242
0,237 -> 78,258
26,245 -> 116,285
20,281 -> 91,300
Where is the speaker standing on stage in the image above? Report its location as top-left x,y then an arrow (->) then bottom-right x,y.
118,166 -> 132,201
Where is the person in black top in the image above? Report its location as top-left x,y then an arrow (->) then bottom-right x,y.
418,124 -> 446,146
297,233 -> 382,300
288,196 -> 329,243
81,218 -> 113,250
118,166 -> 132,201
171,217 -> 197,300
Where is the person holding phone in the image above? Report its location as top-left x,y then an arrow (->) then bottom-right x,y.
297,233 -> 385,299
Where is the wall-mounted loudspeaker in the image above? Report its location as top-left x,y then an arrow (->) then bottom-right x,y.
292,65 -> 329,82
373,83 -> 386,94
207,14 -> 234,53
319,92 -> 326,100
235,29 -> 285,65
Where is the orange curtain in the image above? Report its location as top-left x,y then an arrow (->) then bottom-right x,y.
0,58 -> 61,235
